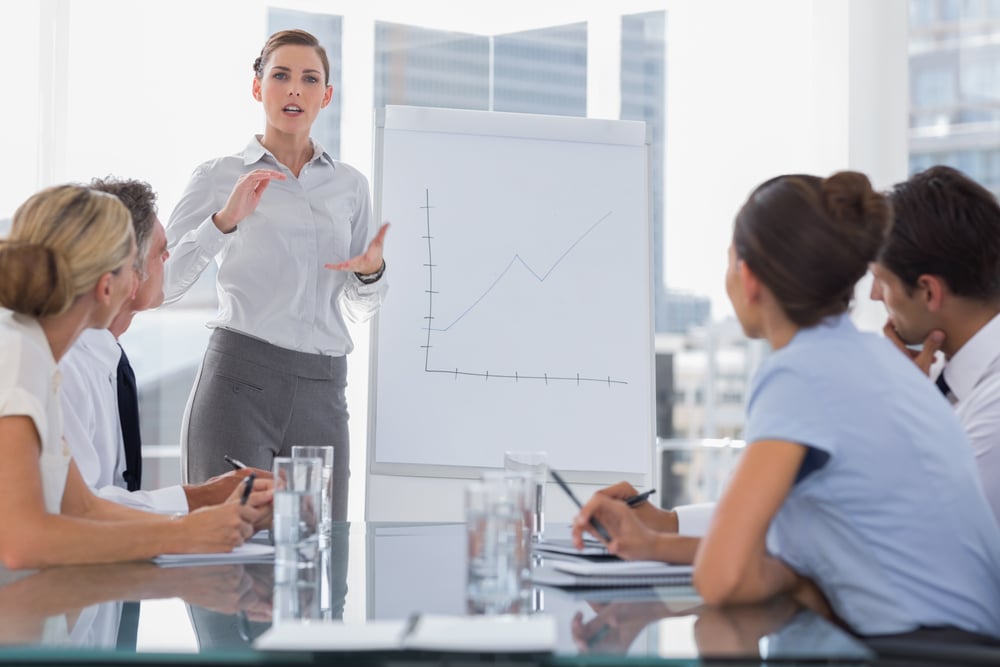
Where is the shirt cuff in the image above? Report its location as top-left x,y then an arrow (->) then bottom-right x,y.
196,215 -> 232,255
675,503 -> 716,537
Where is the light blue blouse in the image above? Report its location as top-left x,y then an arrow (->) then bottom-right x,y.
746,313 -> 1000,638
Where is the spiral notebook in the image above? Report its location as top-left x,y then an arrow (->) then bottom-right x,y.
531,559 -> 693,588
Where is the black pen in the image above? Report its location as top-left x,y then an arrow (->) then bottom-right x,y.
240,473 -> 256,506
550,469 -> 613,543
625,488 -> 656,507
225,454 -> 248,470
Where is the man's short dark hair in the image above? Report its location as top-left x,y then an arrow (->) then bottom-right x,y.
879,165 -> 1000,300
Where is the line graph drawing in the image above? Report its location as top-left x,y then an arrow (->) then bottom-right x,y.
418,189 -> 627,386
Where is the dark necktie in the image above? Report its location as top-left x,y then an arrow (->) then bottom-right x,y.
116,345 -> 142,492
936,371 -> 957,405
116,601 -> 140,652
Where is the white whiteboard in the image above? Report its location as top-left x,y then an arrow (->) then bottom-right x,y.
369,106 -> 654,479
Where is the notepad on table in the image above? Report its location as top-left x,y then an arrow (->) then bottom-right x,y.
152,542 -> 274,567
533,537 -> 613,558
531,558 -> 692,588
254,614 -> 557,653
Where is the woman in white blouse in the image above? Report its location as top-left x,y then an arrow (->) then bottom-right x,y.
0,185 -> 267,569
164,29 -> 388,519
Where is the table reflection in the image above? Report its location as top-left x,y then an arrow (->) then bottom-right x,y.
0,522 -> 871,664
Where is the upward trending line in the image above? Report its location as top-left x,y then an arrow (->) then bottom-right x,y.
429,210 -> 613,332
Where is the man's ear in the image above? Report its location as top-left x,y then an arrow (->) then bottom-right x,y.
916,274 -> 948,313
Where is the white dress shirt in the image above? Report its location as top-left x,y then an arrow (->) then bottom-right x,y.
163,136 -> 388,356
938,312 -> 1000,526
60,329 -> 188,514
0,310 -> 70,513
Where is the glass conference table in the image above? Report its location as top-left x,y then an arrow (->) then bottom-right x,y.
0,522 -> 873,666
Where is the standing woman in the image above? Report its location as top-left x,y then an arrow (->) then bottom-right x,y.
0,185 -> 262,569
164,29 -> 388,520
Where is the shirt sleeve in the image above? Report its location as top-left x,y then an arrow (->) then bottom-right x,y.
96,484 -> 189,514
0,386 -> 47,445
674,502 -> 716,537
163,162 -> 232,305
744,363 -> 837,459
59,359 -> 102,487
958,371 -> 1000,522
339,170 -> 388,323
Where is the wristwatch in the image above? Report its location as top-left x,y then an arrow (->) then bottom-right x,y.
356,260 -> 386,284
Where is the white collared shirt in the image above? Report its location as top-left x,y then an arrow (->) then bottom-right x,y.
163,136 -> 387,356
60,328 -> 187,514
0,310 -> 71,513
938,312 -> 1000,526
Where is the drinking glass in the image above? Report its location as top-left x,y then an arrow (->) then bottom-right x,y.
465,471 -> 528,615
272,456 -> 323,570
291,445 -> 334,546
504,450 -> 548,540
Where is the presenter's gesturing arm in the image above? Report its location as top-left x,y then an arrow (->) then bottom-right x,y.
325,172 -> 390,323
162,166 -> 286,305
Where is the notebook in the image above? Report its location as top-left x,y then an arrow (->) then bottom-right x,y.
533,537 -> 614,558
530,559 -> 693,588
254,614 -> 557,653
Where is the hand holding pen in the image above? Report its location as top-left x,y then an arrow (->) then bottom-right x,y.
550,469 -> 613,542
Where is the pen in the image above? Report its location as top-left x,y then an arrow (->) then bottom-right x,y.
400,613 -> 421,644
225,454 -> 248,470
625,488 -> 656,507
240,472 -> 256,506
550,469 -> 613,543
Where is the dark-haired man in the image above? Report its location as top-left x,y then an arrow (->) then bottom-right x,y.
870,165 -> 1000,524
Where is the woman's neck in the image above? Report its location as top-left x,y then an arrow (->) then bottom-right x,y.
260,129 -> 313,178
38,301 -> 91,362
758,303 -> 800,351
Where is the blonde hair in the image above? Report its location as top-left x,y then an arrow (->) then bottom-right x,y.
0,185 -> 135,317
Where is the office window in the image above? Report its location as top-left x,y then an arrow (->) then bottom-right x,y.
374,22 -> 490,110
909,0 -> 1000,198
493,23 -> 588,116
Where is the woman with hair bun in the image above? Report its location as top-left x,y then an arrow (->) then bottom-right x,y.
573,172 -> 1000,640
0,185 -> 269,569
164,29 -> 388,520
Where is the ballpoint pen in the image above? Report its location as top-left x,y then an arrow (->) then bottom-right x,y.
225,454 -> 248,470
549,469 -> 613,542
625,489 -> 656,507
240,473 -> 256,505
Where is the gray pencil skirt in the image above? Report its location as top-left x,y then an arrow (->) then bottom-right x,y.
181,328 -> 350,520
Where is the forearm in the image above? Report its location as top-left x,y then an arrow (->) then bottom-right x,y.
0,513 -> 181,569
162,220 -> 222,304
724,553 -> 801,604
651,533 -> 700,564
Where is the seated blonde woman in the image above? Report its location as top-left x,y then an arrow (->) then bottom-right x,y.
0,185 -> 271,569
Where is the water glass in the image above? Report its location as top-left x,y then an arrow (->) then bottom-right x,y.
504,450 -> 548,540
272,456 -> 323,570
273,555 -> 322,625
291,445 -> 334,545
465,472 -> 528,615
